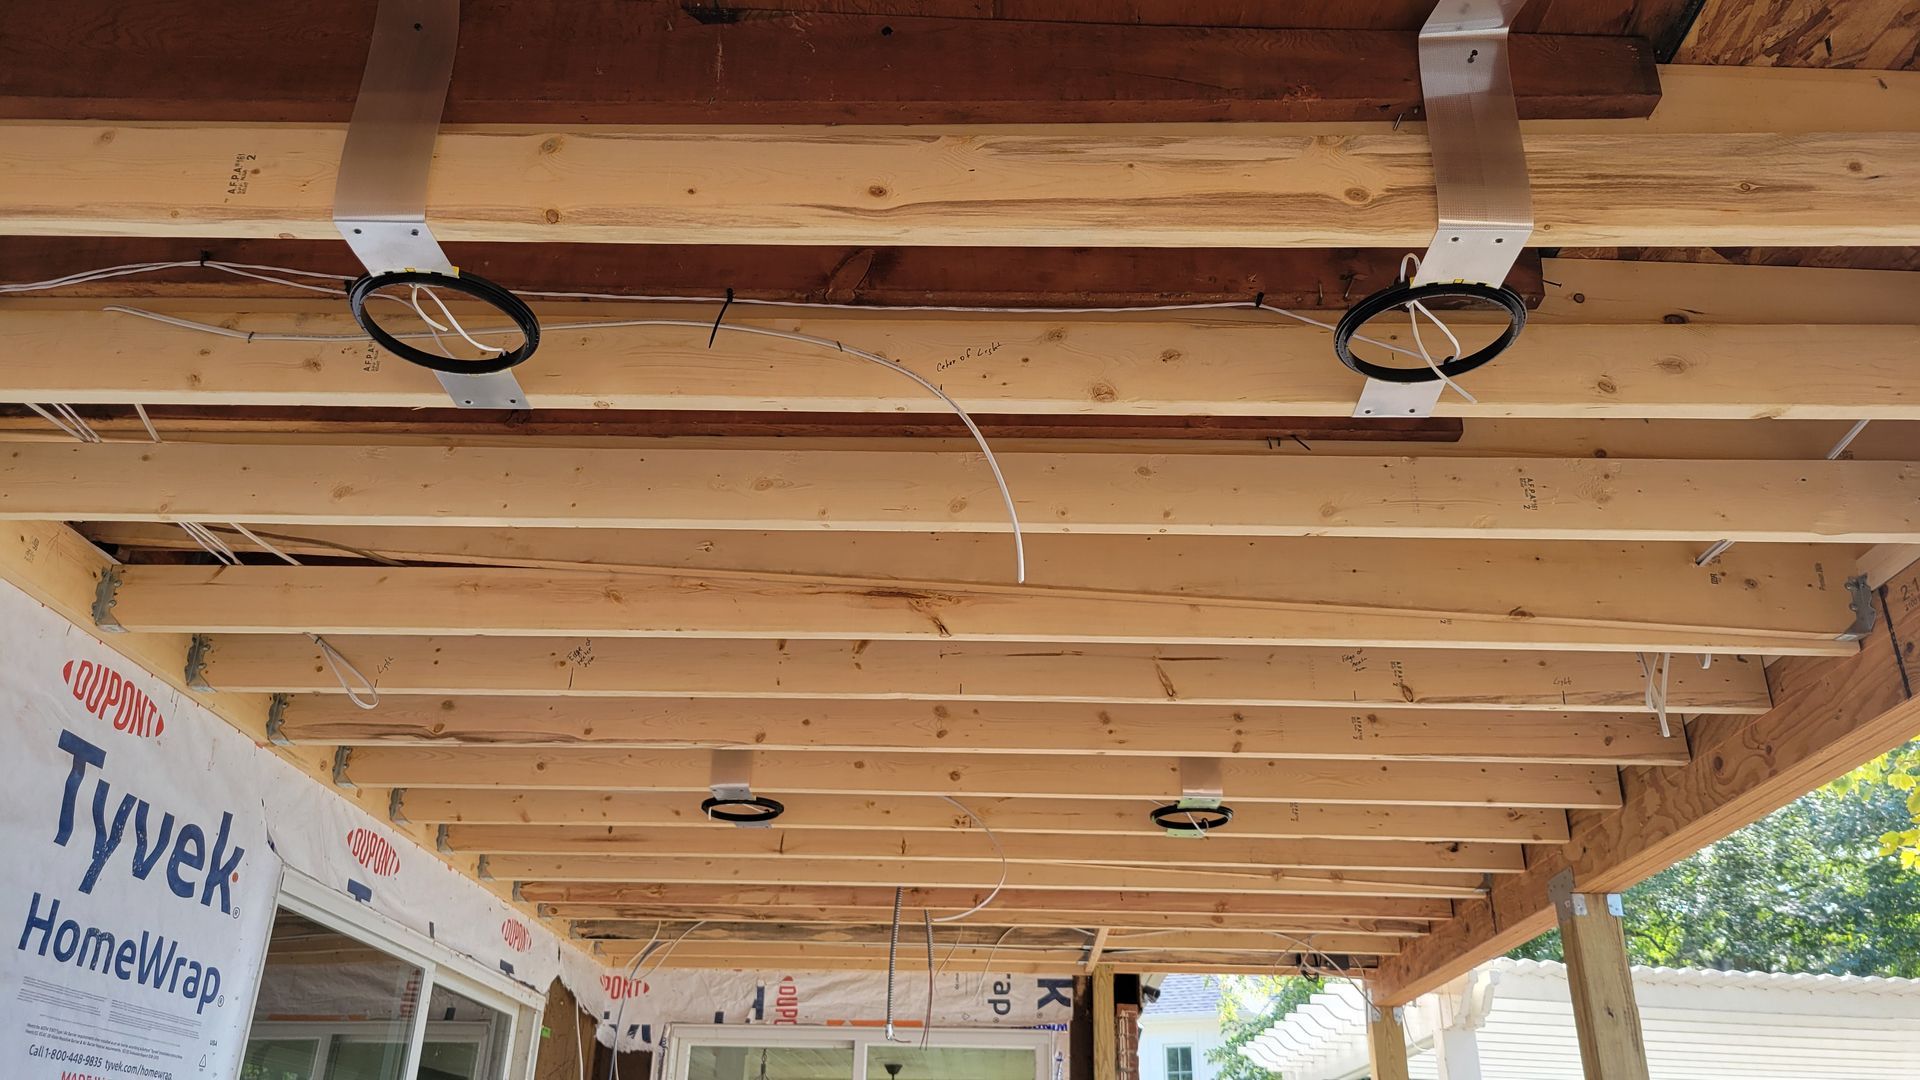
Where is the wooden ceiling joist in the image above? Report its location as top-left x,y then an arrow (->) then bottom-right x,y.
9,442 -> 1918,542
577,923 -> 1408,958
512,883 -> 1457,921
0,67 -> 1913,248
195,635 -> 1770,712
336,746 -> 1625,809
490,855 -> 1487,897
7,300 -> 1920,420
441,825 -> 1526,874
553,909 -> 1433,937
93,563 -> 1857,655
395,791 -> 1573,845
281,696 -> 1684,765
0,2 -> 1659,126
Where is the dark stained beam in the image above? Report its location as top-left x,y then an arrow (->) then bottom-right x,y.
0,237 -> 1546,310
0,405 -> 1463,443
0,2 -> 1659,124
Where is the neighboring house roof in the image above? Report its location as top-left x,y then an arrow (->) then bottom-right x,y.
1144,974 -> 1224,1019
1243,959 -> 1920,1080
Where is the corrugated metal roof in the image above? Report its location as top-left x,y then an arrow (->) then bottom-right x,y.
1245,960 -> 1920,1079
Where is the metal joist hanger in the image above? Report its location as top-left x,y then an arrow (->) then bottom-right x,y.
335,0 -> 537,409
1343,0 -> 1535,419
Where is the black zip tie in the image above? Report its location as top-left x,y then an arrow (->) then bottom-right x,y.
1251,291 -> 1266,310
706,287 -> 735,349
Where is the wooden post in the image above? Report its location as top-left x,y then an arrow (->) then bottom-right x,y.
1092,964 -> 1116,1080
1554,877 -> 1651,1080
1364,1003 -> 1411,1080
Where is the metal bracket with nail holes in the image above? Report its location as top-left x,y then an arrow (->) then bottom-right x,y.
186,634 -> 215,692
264,692 -> 293,745
91,566 -> 125,633
334,0 -> 527,409
332,746 -> 356,790
1838,574 -> 1880,641
1353,0 -> 1533,418
388,787 -> 410,825
1547,868 -> 1625,917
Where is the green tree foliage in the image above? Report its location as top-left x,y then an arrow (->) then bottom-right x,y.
1511,745 -> 1920,974
1831,740 -> 1920,870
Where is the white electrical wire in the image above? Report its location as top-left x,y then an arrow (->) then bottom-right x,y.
228,521 -> 303,565
607,920 -> 707,1080
1396,254 -> 1477,405
103,304 -> 1033,584
311,632 -> 380,711
178,521 -> 242,565
929,794 -> 1007,923
1638,651 -> 1673,738
1696,418 -> 1872,566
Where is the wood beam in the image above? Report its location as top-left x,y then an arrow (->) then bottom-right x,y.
0,236 -> 1543,311
69,529 -> 1869,652
95,563 -> 1855,655
197,635 -> 1772,713
556,910 -> 1431,936
1556,891 -> 1651,1080
4,113 -> 1917,248
9,441 -> 1919,542
513,883 -> 1456,921
395,791 -> 1573,845
6,301 -> 1920,421
1093,963 -> 1117,1080
491,856 -> 1489,897
1369,558 -> 1920,1004
281,695 -> 1687,766
440,825 -> 1527,874
0,3 -> 1659,125
580,925 -> 1403,957
337,746 -> 1625,808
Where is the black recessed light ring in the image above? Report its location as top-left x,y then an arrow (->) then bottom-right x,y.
700,795 -> 786,824
1332,280 -> 1527,384
1149,802 -> 1234,835
347,269 -> 541,376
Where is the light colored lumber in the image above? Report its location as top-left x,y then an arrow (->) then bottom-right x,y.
339,746 -> 1624,808
1558,892 -> 1652,1080
486,855 -> 1489,897
1536,258 -> 1920,325
11,441 -> 1920,541
397,790 -> 1572,844
1367,1004 -> 1413,1080
100,563 -> 1851,655
1094,963 -> 1118,1080
7,299 -> 1920,420
513,883 -> 1456,920
4,94 -> 1919,246
556,908 -> 1431,936
612,954 -> 1300,975
1370,556 -> 1920,1005
441,824 -> 1527,873
1860,544 -> 1920,588
285,695 -> 1687,765
583,923 -> 1401,955
0,519 -> 572,953
200,634 -> 1773,713
75,527 -> 1870,650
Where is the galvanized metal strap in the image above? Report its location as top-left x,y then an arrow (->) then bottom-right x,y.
334,0 -> 526,409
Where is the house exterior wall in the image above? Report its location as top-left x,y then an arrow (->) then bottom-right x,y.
1138,1013 -> 1228,1080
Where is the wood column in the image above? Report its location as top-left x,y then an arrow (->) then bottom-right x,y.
1364,1004 -> 1411,1080
1555,887 -> 1651,1080
1092,964 -> 1116,1080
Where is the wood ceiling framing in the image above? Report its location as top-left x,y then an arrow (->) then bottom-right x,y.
1,0 -> 1919,988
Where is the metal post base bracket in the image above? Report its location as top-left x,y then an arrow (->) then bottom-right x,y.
334,0 -> 533,408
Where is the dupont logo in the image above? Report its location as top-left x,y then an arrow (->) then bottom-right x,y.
501,918 -> 532,952
602,973 -> 648,1000
61,659 -> 164,738
346,827 -> 400,877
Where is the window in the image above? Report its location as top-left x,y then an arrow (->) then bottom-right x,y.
241,870 -> 543,1080
1164,1045 -> 1194,1080
670,1025 -> 1053,1080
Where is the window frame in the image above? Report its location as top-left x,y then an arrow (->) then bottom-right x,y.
1163,1044 -> 1195,1080
244,867 -> 547,1080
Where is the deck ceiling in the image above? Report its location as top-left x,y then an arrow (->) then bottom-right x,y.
1,0 -> 1918,991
